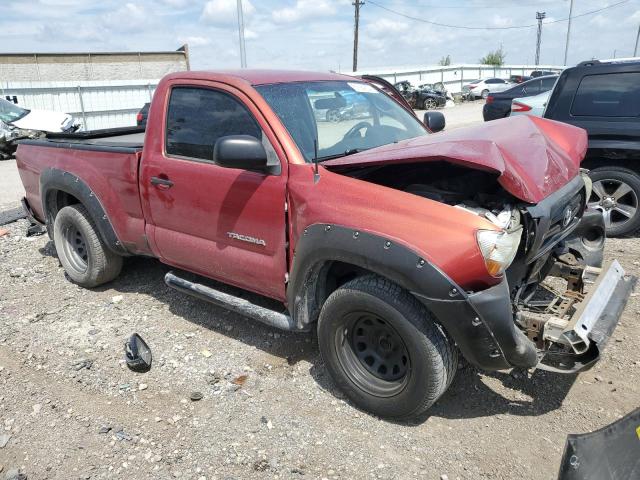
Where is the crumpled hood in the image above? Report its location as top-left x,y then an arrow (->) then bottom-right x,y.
323,115 -> 588,203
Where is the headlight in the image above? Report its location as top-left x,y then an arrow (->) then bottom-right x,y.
476,228 -> 522,276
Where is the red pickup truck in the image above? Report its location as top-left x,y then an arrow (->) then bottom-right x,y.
16,70 -> 635,420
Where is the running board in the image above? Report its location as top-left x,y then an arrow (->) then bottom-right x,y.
164,271 -> 296,331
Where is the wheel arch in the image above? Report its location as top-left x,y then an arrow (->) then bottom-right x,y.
287,224 -> 463,331
40,168 -> 129,256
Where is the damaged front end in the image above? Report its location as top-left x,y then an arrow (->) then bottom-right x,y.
0,121 -> 43,160
331,158 -> 635,373
461,172 -> 636,373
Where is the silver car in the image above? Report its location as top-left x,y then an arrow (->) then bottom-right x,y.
463,78 -> 512,100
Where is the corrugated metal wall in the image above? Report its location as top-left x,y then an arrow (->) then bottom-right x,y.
0,79 -> 157,131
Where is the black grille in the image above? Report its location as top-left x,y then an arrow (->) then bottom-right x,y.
524,176 -> 586,264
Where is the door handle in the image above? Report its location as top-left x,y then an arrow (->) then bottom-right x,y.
150,176 -> 174,189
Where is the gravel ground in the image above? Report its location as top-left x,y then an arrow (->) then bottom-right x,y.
0,218 -> 639,480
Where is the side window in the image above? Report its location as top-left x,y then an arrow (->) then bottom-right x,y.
166,87 -> 262,160
541,77 -> 557,91
485,79 -> 497,84
526,80 -> 541,95
571,72 -> 640,117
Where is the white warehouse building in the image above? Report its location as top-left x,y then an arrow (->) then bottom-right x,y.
0,46 -> 190,130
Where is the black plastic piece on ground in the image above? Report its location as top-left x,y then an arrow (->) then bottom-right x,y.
0,206 -> 26,226
125,333 -> 152,373
558,407 -> 640,479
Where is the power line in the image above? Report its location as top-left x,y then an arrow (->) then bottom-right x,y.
365,0 -> 631,31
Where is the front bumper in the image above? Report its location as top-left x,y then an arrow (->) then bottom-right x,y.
538,261 -> 636,373
415,278 -> 539,371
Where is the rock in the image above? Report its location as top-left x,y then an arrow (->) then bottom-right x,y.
72,359 -> 93,371
0,228 -> 9,237
138,383 -> 148,391
111,295 -> 123,304
190,391 -> 203,401
0,434 -> 11,448
594,375 -> 603,382
5,468 -> 26,480
200,349 -> 212,358
441,475 -> 449,480
98,426 -> 112,434
32,404 -> 42,415
115,431 -> 132,441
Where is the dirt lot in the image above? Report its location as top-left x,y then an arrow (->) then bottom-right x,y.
1,215 -> 639,480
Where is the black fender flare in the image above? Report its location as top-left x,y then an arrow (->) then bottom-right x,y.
287,224 -> 537,370
40,168 -> 128,256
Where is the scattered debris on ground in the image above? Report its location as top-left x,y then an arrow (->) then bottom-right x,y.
1,218 -> 639,479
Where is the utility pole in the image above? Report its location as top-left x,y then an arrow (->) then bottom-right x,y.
237,0 -> 247,68
563,0 -> 573,66
634,24 -> 640,56
352,1 -> 364,72
535,11 -> 546,66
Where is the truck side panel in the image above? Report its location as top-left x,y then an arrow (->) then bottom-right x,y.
16,144 -> 151,256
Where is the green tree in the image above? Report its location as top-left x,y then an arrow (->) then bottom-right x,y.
438,55 -> 451,66
480,47 -> 506,66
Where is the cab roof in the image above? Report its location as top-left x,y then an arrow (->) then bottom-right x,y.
163,69 -> 357,86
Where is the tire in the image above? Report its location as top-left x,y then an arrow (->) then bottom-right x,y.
317,274 -> 457,420
481,89 -> 489,99
588,166 -> 640,237
326,109 -> 341,123
423,98 -> 437,110
53,204 -> 123,287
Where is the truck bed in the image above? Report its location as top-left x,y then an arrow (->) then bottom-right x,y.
19,126 -> 145,153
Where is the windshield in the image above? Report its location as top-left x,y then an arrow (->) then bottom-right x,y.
256,80 -> 427,162
0,98 -> 29,123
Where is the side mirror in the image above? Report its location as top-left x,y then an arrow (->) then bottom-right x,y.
213,135 -> 268,171
424,111 -> 445,133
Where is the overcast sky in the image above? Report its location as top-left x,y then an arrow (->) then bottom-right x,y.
1,0 -> 638,72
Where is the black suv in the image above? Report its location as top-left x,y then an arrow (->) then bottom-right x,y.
544,59 -> 640,236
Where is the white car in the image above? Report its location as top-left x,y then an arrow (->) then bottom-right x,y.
0,98 -> 77,158
0,98 -> 76,133
463,78 -> 512,99
510,90 -> 551,117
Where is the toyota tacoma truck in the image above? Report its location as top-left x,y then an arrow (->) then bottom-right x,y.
16,70 -> 635,420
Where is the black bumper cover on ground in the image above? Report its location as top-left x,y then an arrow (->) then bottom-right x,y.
558,407 -> 640,480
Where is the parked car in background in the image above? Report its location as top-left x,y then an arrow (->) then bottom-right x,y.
509,74 -> 532,84
544,59 -> 640,236
462,78 -> 512,100
483,75 -> 557,121
531,70 -> 557,78
0,98 -> 76,133
394,80 -> 446,109
510,90 -> 551,117
0,98 -> 77,159
136,103 -> 150,127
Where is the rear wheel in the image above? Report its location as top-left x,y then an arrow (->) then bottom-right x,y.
423,98 -> 437,110
317,275 -> 457,420
53,204 -> 123,287
588,166 -> 640,236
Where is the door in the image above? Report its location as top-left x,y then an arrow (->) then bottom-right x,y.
140,83 -> 288,300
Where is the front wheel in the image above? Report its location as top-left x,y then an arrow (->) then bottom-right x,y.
53,204 -> 123,287
317,275 -> 457,420
588,166 -> 640,237
481,89 -> 489,99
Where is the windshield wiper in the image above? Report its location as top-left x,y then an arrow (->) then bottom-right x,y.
317,147 -> 370,162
